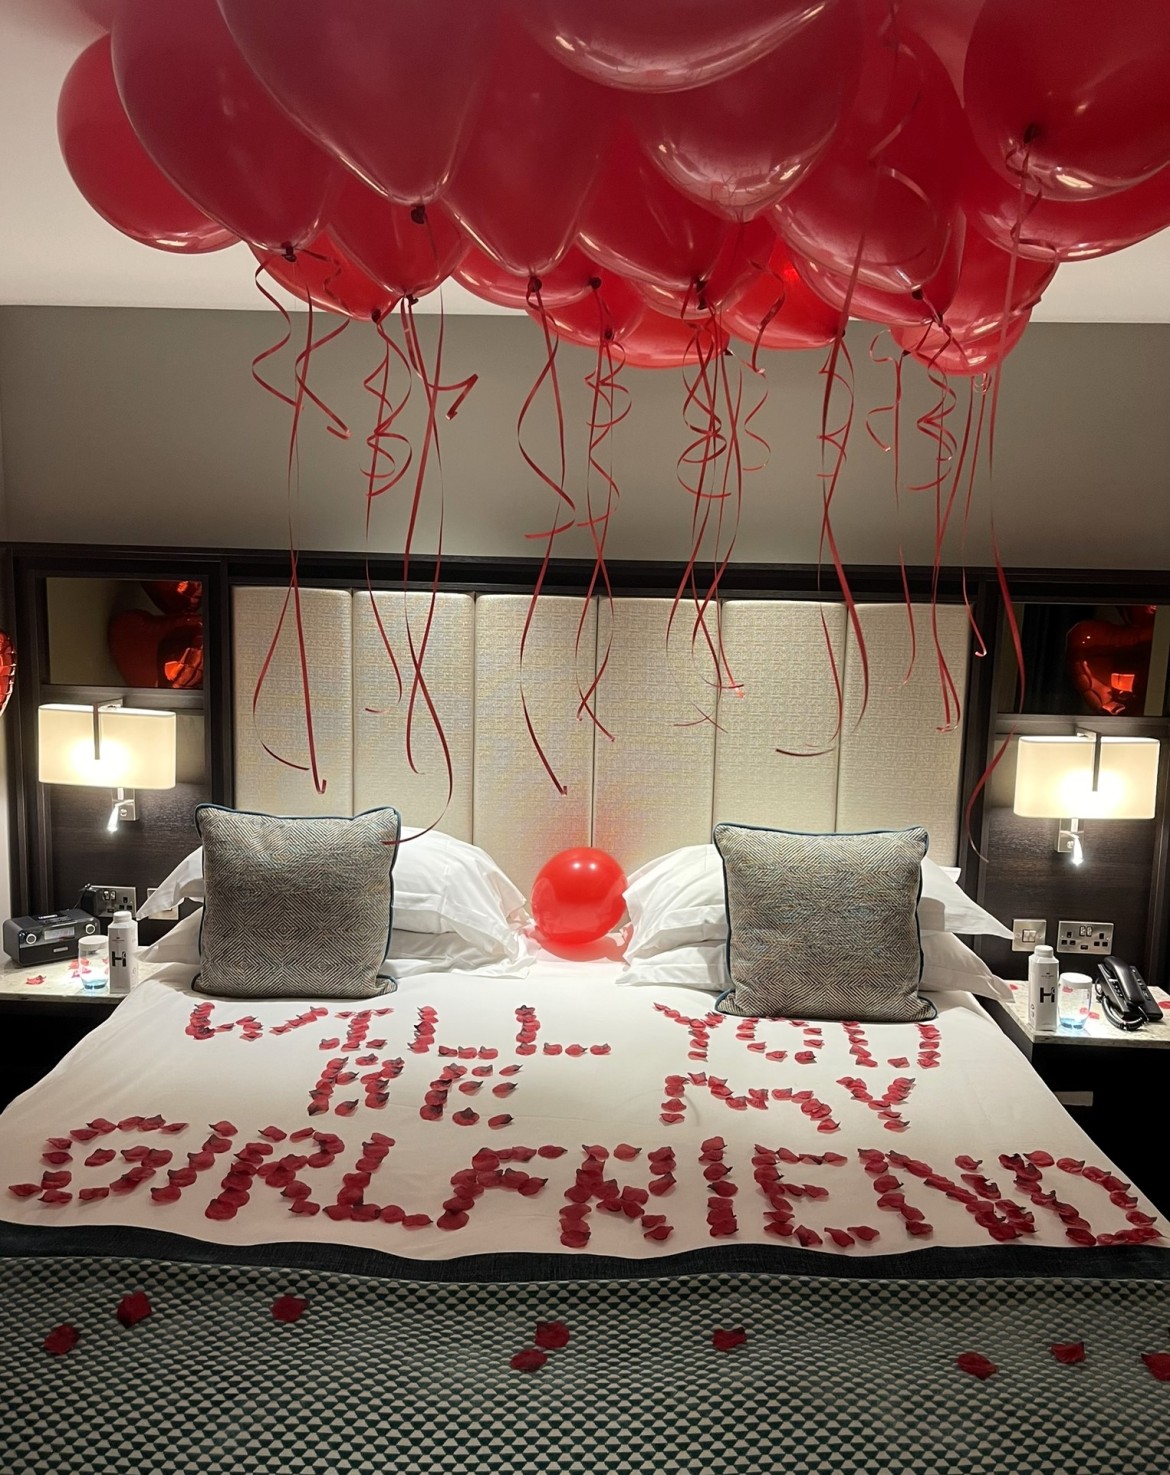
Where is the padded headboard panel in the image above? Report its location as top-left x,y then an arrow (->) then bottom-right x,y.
233,590 -> 970,883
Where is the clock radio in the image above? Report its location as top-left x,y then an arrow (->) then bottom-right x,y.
3,908 -> 101,967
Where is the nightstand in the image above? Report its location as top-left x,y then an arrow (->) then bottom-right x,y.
986,980 -> 1170,1216
0,956 -> 160,1109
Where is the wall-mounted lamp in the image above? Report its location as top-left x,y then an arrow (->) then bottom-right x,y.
1013,731 -> 1160,865
38,703 -> 177,831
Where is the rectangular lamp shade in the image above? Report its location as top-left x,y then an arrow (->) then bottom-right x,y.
38,705 -> 177,790
1013,734 -> 1159,820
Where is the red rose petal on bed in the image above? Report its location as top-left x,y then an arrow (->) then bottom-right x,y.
487,1115 -> 513,1130
644,1224 -> 673,1242
41,1151 -> 71,1167
437,1210 -> 469,1231
1065,1227 -> 1097,1246
1141,1352 -> 1170,1383
418,1106 -> 443,1123
1057,1158 -> 1085,1175
905,1220 -> 934,1237
43,1324 -> 80,1356
78,1186 -> 109,1202
39,1189 -> 72,1204
289,1128 -> 314,1142
956,1352 -> 997,1380
289,1199 -> 321,1217
1047,1340 -> 1086,1365
827,1228 -> 855,1249
647,1175 -> 676,1196
8,1183 -> 40,1199
541,1043 -> 563,1056
400,1213 -> 432,1229
258,1126 -> 287,1142
711,1327 -> 747,1352
499,1065 -> 522,1077
510,1347 -> 548,1372
324,1203 -> 352,1221
848,1226 -> 880,1242
150,1183 -> 183,1205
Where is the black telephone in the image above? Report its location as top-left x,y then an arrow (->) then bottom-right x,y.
1095,956 -> 1161,1032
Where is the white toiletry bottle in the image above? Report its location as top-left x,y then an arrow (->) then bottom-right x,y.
108,909 -> 140,993
1027,944 -> 1059,1033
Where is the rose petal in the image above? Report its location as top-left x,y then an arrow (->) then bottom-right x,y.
956,1352 -> 997,1380
115,1291 -> 152,1328
1050,1341 -> 1086,1365
534,1320 -> 570,1350
510,1347 -> 548,1372
43,1324 -> 80,1356
1142,1352 -> 1170,1383
711,1327 -> 747,1352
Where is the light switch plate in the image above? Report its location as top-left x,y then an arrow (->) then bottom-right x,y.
1056,920 -> 1114,956
1012,918 -> 1047,952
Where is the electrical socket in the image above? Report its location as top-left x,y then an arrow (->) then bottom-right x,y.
84,885 -> 138,919
1056,920 -> 1114,956
1012,918 -> 1047,952
145,886 -> 178,922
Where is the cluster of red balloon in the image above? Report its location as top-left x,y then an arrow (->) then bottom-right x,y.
57,0 -> 1170,376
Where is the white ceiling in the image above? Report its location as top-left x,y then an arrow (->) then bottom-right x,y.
2,0 -> 1169,321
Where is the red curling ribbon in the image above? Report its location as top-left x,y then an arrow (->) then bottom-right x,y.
518,282 -> 574,795
575,283 -> 632,739
394,295 -> 457,828
360,314 -> 416,714
667,318 -> 743,730
865,333 -> 916,686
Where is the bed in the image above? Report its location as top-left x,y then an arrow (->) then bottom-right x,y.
3,592 -> 1169,1473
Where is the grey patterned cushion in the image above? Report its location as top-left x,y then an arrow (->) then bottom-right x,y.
713,824 -> 934,1023
194,806 -> 400,999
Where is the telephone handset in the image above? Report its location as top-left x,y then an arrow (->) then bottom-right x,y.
1095,956 -> 1161,1031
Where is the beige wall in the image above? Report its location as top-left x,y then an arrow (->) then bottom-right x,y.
0,306 -> 1168,570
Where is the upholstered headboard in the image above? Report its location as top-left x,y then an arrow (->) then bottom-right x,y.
232,590 -> 970,889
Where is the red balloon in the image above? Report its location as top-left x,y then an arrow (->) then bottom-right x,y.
894,312 -> 1032,377
964,0 -> 1170,200
621,311 -> 729,371
579,128 -> 732,292
634,218 -> 776,321
108,609 -> 204,689
936,231 -> 1055,336
775,31 -> 970,296
142,580 -> 203,616
521,0 -> 835,92
789,225 -> 965,327
536,272 -> 645,348
58,36 -> 236,253
331,178 -> 466,300
531,847 -> 626,947
0,631 -> 15,719
877,0 -> 983,97
723,241 -> 839,351
455,243 -> 597,311
113,0 -> 335,252
1066,607 -> 1155,716
218,0 -> 497,206
445,23 -> 611,276
631,0 -> 864,219
965,156 -> 1170,263
254,232 -> 398,322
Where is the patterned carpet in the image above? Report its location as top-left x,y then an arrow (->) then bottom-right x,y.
3,1255 -> 1169,1473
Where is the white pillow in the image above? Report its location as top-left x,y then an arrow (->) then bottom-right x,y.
139,906 -> 535,978
618,931 -> 1013,1004
919,930 -> 1014,1003
624,842 -> 1013,959
624,845 -> 726,960
918,857 -> 1013,939
139,826 -> 529,953
619,940 -> 728,992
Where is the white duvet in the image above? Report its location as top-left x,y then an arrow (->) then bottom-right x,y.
1,960 -> 1165,1261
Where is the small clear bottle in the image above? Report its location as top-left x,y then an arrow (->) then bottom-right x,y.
1058,971 -> 1093,1030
